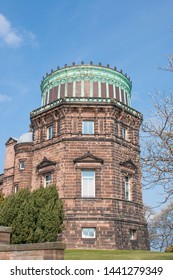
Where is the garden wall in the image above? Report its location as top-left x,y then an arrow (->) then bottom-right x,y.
0,226 -> 65,260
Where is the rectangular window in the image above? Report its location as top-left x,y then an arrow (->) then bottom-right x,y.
124,176 -> 130,200
82,170 -> 95,197
14,185 -> 19,193
19,161 -> 25,170
82,228 -> 96,238
122,127 -> 127,140
130,229 -> 137,240
44,173 -> 52,188
32,130 -> 34,141
47,125 -> 53,139
82,121 -> 94,134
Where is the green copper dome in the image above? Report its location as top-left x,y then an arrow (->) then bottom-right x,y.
40,63 -> 132,107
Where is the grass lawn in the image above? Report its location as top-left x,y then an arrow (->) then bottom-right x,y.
65,249 -> 173,260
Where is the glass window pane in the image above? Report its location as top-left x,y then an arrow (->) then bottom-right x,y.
124,176 -> 130,200
19,161 -> 25,170
82,121 -> 94,134
44,173 -> 51,188
82,178 -> 89,196
130,229 -> 136,240
88,178 -> 94,196
82,228 -> 88,237
82,228 -> 95,238
82,170 -> 95,197
82,171 -> 95,177
47,125 -> 53,139
88,228 -> 95,237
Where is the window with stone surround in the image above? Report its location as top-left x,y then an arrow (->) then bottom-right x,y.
82,121 -> 94,134
19,161 -> 25,170
81,170 -> 95,197
32,130 -> 35,141
121,126 -> 127,140
47,125 -> 53,139
14,185 -> 19,193
120,160 -> 137,202
82,228 -> 96,238
124,176 -> 131,200
130,229 -> 137,240
44,173 -> 52,188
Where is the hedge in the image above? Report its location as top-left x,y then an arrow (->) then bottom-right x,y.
0,186 -> 64,244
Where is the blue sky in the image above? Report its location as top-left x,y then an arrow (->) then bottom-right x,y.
0,0 -> 173,208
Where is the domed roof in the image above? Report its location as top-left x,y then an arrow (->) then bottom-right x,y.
17,132 -> 33,144
40,63 -> 132,107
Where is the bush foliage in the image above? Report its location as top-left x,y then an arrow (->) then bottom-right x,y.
165,245 -> 173,252
0,192 -> 4,203
0,186 -> 64,244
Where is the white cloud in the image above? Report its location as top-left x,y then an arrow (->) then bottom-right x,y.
0,94 -> 12,102
0,13 -> 38,48
0,13 -> 23,47
23,30 -> 39,48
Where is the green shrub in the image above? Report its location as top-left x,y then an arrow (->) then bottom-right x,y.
0,192 -> 4,203
0,186 -> 64,244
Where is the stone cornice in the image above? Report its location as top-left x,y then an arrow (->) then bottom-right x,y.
30,97 -> 142,119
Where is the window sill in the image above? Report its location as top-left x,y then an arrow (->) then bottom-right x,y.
81,197 -> 96,199
82,237 -> 96,239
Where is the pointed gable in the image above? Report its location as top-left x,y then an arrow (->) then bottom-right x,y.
5,137 -> 18,146
119,159 -> 137,173
36,157 -> 56,173
74,151 -> 104,164
74,151 -> 104,169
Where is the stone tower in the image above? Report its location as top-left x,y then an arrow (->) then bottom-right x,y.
2,63 -> 149,250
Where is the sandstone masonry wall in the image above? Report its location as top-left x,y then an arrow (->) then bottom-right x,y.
0,227 -> 65,260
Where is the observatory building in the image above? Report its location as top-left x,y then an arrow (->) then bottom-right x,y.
0,63 -> 149,249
